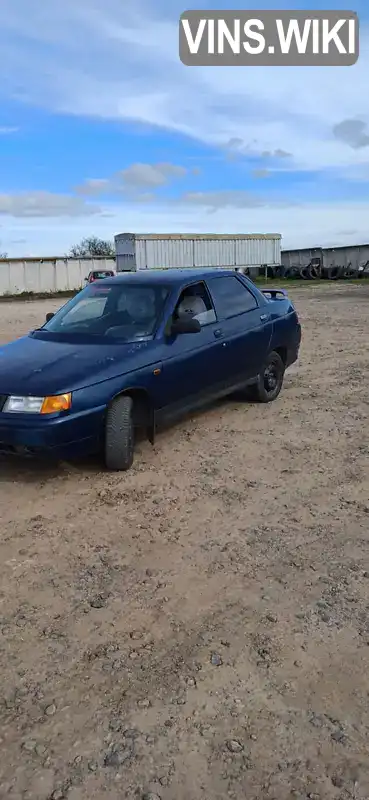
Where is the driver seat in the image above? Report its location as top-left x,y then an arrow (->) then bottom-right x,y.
177,294 -> 207,319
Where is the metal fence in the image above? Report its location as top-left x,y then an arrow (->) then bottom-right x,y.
0,257 -> 116,296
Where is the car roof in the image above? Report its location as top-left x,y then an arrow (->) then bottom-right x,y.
102,268 -> 239,286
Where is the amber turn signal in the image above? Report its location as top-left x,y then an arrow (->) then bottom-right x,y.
40,393 -> 72,414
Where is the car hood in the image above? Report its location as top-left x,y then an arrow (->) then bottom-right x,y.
0,334 -> 159,395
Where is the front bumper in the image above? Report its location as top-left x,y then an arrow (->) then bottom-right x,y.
0,405 -> 106,459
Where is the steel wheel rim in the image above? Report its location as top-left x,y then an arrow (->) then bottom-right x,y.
264,364 -> 279,393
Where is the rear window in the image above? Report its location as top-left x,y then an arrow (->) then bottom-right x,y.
93,271 -> 114,278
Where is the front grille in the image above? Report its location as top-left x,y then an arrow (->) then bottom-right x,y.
0,395 -> 7,412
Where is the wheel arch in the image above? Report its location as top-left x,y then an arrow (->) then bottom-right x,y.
272,346 -> 287,366
109,386 -> 155,444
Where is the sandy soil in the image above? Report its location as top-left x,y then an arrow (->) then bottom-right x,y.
0,285 -> 368,800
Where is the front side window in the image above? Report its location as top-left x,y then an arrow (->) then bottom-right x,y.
174,282 -> 216,326
207,276 -> 258,319
43,283 -> 169,341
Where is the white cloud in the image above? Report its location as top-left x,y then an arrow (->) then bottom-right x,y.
0,0 -> 369,254
252,168 -> 271,179
333,119 -> 369,149
122,161 -> 186,186
77,162 -> 187,195
0,191 -> 100,217
2,197 -> 369,257
262,149 -> 292,159
0,0 -> 369,174
0,126 -> 19,134
76,178 -> 112,196
179,190 -> 279,210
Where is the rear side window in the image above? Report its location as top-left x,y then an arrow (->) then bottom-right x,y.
208,276 -> 258,319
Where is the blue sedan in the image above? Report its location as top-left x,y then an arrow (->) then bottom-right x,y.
0,268 -> 301,470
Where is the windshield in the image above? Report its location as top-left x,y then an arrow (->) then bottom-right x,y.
43,283 -> 169,340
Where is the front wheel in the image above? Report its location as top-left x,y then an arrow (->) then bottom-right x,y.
104,395 -> 135,471
249,352 -> 285,403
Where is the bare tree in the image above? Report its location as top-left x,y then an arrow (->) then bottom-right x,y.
68,236 -> 115,258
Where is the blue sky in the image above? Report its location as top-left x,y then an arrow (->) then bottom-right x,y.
0,0 -> 368,255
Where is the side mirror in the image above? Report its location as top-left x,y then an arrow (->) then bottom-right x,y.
45,312 -> 54,322
171,317 -> 201,335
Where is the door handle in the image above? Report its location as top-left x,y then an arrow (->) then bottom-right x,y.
260,313 -> 269,321
214,328 -> 223,339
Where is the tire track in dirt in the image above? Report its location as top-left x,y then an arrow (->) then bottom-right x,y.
0,285 -> 369,799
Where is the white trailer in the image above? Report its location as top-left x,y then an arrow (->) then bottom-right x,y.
114,233 -> 281,276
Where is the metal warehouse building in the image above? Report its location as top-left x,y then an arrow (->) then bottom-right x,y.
282,242 -> 369,271
115,233 -> 281,273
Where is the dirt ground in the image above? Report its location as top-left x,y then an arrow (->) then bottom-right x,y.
0,284 -> 368,800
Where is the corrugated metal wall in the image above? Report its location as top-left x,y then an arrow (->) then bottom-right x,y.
282,243 -> 369,270
116,234 -> 281,271
139,238 -> 195,269
234,237 -> 280,267
0,257 -> 116,296
192,240 -> 235,267
322,244 -> 369,269
281,247 -> 322,269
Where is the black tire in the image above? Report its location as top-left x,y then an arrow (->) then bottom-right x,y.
308,264 -> 320,280
343,266 -> 356,279
249,352 -> 285,403
104,395 -> 134,471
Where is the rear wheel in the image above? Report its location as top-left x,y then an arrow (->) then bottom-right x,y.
248,351 -> 285,403
104,395 -> 134,471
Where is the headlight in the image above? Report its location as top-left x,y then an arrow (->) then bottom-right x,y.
3,393 -> 72,414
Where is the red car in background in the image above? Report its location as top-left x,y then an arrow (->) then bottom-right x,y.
85,269 -> 115,284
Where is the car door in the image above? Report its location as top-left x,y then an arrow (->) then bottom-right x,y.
154,280 -> 228,420
206,274 -> 272,386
